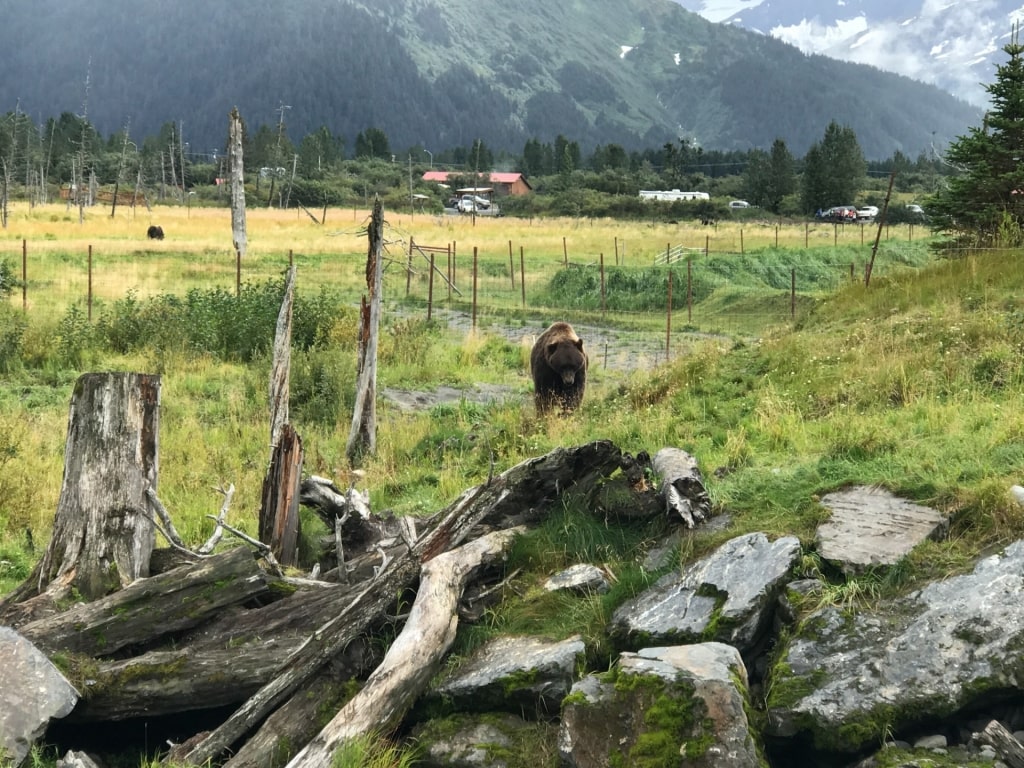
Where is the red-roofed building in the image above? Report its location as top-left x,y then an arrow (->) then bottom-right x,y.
422,171 -> 532,197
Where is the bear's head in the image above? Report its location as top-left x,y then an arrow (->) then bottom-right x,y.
547,338 -> 586,384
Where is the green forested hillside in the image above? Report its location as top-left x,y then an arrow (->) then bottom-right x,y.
0,0 -> 981,158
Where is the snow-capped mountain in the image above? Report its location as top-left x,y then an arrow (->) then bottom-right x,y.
669,0 -> 1024,107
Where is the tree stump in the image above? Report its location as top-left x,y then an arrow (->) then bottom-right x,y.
12,372 -> 160,605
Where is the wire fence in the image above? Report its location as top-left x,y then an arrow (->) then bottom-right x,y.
2,219 -> 932,372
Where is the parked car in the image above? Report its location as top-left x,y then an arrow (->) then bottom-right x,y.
819,205 -> 858,222
906,204 -> 925,215
458,194 -> 490,213
729,200 -> 751,209
856,206 -> 879,220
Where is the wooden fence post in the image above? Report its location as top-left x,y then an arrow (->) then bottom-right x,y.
520,247 -> 526,308
88,244 -> 93,321
740,229 -> 744,254
599,253 -> 606,317
562,237 -> 567,266
22,239 -> 27,312
791,268 -> 796,319
406,237 -> 414,297
687,258 -> 693,323
472,247 -> 478,331
666,269 -> 673,359
508,240 -> 515,289
427,253 -> 435,322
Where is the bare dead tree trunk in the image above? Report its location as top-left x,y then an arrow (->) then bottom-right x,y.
229,107 -> 247,261
268,267 -> 294,448
258,266 -> 302,566
0,373 -> 160,609
346,197 -> 384,464
259,425 -> 303,567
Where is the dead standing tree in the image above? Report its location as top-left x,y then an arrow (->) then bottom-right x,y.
229,107 -> 247,266
258,266 -> 303,567
346,196 -> 384,464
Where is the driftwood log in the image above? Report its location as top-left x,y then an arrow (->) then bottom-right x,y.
286,527 -> 525,768
977,720 -> 1024,768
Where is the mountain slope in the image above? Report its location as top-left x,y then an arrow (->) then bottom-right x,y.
0,0 -> 981,159
669,0 -> 1019,109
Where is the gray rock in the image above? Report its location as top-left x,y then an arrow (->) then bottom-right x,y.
560,642 -> 761,768
0,627 -> 79,768
610,531 -> 802,654
413,713 -> 547,768
543,564 -> 609,595
816,486 -> 948,574
56,751 -> 103,768
767,538 -> 1024,755
914,733 -> 948,749
432,634 -> 585,716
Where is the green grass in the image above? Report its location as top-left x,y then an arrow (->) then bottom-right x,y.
2,214 -> 1023,766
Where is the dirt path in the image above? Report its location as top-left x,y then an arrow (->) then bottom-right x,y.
382,311 -> 729,412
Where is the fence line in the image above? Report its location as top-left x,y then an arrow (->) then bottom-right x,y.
4,228 -> 940,362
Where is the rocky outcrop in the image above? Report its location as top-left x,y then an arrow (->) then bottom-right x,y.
560,643 -> 763,768
766,538 -> 1024,758
429,635 -> 586,717
9,440 -> 1024,768
609,532 -> 802,657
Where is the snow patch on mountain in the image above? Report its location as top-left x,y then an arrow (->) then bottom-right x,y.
670,0 -> 1024,107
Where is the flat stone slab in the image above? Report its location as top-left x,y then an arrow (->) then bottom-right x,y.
816,486 -> 947,573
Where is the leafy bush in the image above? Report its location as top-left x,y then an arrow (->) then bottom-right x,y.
0,258 -> 18,297
94,277 -> 350,362
0,304 -> 27,374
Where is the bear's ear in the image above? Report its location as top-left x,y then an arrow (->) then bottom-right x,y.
575,338 -> 584,351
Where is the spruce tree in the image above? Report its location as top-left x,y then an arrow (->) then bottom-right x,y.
928,24 -> 1024,246
800,121 -> 866,213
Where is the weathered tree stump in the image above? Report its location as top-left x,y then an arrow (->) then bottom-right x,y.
0,372 -> 160,612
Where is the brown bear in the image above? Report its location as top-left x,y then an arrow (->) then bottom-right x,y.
530,321 -> 588,415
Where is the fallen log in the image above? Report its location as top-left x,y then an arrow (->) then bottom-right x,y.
652,447 -> 711,528
286,527 -> 525,768
18,546 -> 267,655
180,440 -> 623,766
68,646 -> 292,721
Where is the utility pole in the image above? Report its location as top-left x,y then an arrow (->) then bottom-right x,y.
268,103 -> 291,208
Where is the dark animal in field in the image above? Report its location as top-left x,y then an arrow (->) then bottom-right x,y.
147,225 -> 164,240
530,321 -> 588,415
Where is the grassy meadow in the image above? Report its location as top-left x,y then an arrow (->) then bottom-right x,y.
1,199 -> 1021,625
